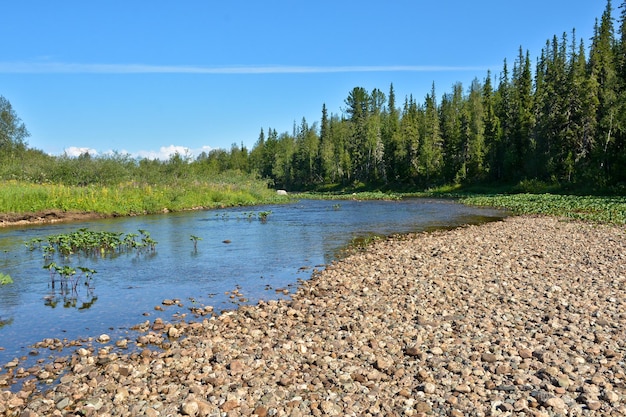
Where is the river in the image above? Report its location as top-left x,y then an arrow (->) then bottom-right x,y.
0,198 -> 506,366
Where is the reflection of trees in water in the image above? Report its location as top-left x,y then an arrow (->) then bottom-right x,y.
43,285 -> 98,310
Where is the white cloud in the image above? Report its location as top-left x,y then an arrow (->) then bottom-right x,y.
134,145 -> 214,160
135,145 -> 191,160
0,61 -> 492,74
61,145 -> 215,160
196,145 -> 213,155
64,146 -> 99,157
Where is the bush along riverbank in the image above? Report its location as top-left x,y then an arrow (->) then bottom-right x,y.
1,215 -> 625,415
0,177 -> 289,227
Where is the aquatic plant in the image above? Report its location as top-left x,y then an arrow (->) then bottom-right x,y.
460,194 -> 626,224
26,227 -> 156,305
190,234 -> 202,251
0,272 -> 13,285
43,262 -> 96,292
27,227 -> 158,258
258,210 -> 272,223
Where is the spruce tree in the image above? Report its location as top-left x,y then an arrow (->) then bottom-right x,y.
382,83 -> 400,182
418,83 -> 443,184
589,0 -> 618,183
510,48 -> 535,178
440,83 -> 464,183
465,78 -> 486,180
482,71 -> 501,180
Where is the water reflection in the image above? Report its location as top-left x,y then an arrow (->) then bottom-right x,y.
43,287 -> 98,310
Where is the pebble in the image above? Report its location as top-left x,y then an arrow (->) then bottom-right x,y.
1,216 -> 625,416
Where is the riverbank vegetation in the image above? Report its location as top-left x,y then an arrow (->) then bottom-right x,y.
0,174 -> 285,217
1,1 -> 624,222
459,193 -> 626,224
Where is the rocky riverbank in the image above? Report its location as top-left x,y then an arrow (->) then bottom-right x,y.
1,215 -> 625,416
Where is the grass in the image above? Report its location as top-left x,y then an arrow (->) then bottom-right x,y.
0,176 -> 288,217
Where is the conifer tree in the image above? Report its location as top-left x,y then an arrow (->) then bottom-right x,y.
418,84 -> 443,183
400,95 -> 421,181
510,48 -> 535,178
465,78 -> 486,180
440,83 -> 464,182
492,60 -> 513,180
382,83 -> 401,182
344,87 -> 370,181
589,0 -> 619,182
482,71 -> 501,180
534,35 -> 569,180
319,103 -> 334,182
613,0 -> 626,182
249,128 -> 266,176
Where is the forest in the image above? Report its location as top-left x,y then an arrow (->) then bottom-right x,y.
1,0 -> 625,193
247,0 -> 626,191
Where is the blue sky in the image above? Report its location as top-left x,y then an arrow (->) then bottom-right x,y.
0,1 -> 608,159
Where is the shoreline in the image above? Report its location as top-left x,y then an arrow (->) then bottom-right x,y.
1,215 -> 625,415
0,210 -> 110,228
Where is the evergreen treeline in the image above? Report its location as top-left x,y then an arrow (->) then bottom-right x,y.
250,1 -> 625,190
1,0 -> 624,192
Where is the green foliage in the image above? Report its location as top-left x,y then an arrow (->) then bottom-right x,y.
257,210 -> 272,222
0,272 -> 13,285
0,174 -> 284,216
460,193 -> 626,224
0,95 -> 29,155
190,234 -> 202,250
293,191 -> 402,201
28,228 -> 158,257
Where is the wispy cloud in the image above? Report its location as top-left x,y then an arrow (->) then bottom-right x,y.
0,61 -> 490,74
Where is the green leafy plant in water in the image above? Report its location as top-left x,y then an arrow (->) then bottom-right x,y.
190,234 -> 202,251
44,262 -> 96,292
258,210 -> 272,223
25,237 -> 44,251
139,229 -> 158,252
27,227 -> 158,258
0,272 -> 13,285
28,227 -> 156,304
42,262 -> 98,309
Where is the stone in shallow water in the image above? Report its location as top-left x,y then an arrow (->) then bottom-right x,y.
97,334 -> 110,343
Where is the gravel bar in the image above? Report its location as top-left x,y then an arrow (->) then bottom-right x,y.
1,215 -> 626,416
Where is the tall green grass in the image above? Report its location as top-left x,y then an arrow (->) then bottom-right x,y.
0,175 -> 286,216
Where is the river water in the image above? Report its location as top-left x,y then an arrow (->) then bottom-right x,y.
0,198 -> 506,366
